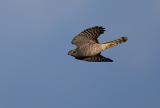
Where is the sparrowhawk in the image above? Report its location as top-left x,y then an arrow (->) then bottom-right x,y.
68,26 -> 128,62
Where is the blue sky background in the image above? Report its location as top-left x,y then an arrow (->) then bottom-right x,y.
0,0 -> 160,108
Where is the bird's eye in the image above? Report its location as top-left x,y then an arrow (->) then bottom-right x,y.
73,38 -> 77,42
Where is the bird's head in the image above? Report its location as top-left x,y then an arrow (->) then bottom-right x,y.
68,49 -> 77,57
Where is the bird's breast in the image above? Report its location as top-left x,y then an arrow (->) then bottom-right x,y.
76,43 -> 102,57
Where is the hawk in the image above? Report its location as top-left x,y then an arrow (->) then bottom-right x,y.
68,26 -> 128,62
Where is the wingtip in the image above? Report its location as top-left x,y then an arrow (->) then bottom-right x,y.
108,59 -> 114,62
121,37 -> 128,42
98,26 -> 105,29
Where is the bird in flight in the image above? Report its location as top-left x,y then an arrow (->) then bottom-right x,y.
68,26 -> 128,62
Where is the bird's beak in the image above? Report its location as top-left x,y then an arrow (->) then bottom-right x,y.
71,41 -> 74,44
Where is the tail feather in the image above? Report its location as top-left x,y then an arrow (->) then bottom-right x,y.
102,37 -> 128,50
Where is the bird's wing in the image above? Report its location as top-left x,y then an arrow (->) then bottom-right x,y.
76,54 -> 113,62
71,26 -> 105,47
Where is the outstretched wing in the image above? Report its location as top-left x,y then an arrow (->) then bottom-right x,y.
76,54 -> 113,62
71,26 -> 105,47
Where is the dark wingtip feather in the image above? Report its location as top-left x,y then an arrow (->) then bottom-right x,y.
121,37 -> 128,42
106,58 -> 113,62
97,26 -> 106,34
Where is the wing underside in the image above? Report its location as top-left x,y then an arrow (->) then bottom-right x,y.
75,54 -> 113,62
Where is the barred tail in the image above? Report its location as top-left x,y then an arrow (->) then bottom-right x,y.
102,37 -> 128,50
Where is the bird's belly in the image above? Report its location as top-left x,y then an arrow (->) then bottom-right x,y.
77,44 -> 102,57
